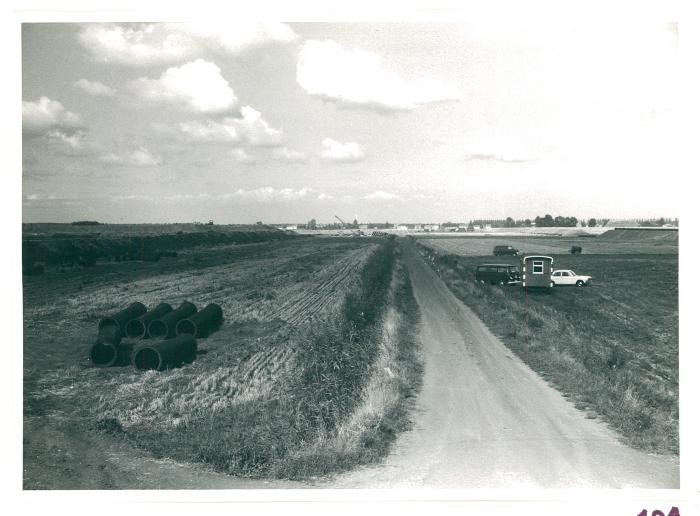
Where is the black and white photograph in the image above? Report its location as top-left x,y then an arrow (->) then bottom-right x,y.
8,2 -> 697,514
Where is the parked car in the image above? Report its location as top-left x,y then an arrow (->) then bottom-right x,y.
551,269 -> 592,287
475,264 -> 521,285
493,245 -> 519,256
570,245 -> 582,254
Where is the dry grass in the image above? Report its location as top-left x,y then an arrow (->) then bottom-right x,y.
24,236 -> 422,483
274,259 -> 422,477
419,233 -> 678,256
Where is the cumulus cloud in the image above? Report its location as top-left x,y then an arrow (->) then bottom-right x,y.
178,119 -> 241,143
365,190 -> 400,200
464,141 -> 539,164
78,24 -> 193,65
464,152 -> 535,164
181,22 -> 297,55
164,193 -> 212,202
320,138 -> 365,163
23,193 -> 62,203
114,194 -> 155,201
231,148 -> 255,164
127,59 -> 237,113
74,79 -> 116,97
177,106 -> 283,146
237,106 -> 284,146
219,187 -> 314,202
99,147 -> 163,166
77,23 -> 297,65
411,193 -> 433,200
273,146 -> 308,163
22,97 -> 86,147
51,132 -> 87,149
297,40 -> 458,111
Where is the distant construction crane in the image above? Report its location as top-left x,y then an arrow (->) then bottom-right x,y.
334,215 -> 347,228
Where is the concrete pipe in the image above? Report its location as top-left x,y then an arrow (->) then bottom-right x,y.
147,301 -> 197,340
125,303 -> 173,339
89,326 -> 134,367
98,302 -> 147,335
131,334 -> 197,371
176,303 -> 223,338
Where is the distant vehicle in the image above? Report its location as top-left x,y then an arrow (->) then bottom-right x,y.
493,245 -> 519,256
570,245 -> 582,254
522,255 -> 554,288
551,269 -> 592,287
475,264 -> 520,285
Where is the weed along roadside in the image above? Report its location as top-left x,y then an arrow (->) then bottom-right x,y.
414,240 -> 678,456
274,238 -> 423,478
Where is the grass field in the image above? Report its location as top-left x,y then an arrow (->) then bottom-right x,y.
416,237 -> 678,455
22,222 -> 296,272
418,230 -> 678,256
24,235 -> 422,486
23,222 -> 279,237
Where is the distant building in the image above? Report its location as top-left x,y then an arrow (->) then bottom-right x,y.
359,224 -> 368,230
396,225 -> 408,232
285,225 -> 298,230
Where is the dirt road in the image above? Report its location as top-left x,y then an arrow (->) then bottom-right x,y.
330,240 -> 679,488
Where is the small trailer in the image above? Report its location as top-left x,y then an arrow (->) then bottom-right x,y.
522,255 -> 554,289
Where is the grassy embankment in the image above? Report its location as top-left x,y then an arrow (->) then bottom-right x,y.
87,238 -> 422,479
416,242 -> 678,455
22,224 -> 296,272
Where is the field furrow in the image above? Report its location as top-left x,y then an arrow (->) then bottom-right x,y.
271,245 -> 376,325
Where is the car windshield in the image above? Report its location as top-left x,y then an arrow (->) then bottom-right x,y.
569,270 -> 576,275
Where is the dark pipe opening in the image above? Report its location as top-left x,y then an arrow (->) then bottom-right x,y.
98,318 -> 119,331
148,320 -> 168,339
176,320 -> 196,337
133,348 -> 161,370
126,319 -> 146,339
90,343 -> 116,365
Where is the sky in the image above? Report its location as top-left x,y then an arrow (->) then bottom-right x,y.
21,21 -> 683,224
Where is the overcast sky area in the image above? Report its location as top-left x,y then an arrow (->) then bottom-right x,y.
22,21 -> 682,224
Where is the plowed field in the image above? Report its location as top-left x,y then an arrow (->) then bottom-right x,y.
23,237 -> 378,488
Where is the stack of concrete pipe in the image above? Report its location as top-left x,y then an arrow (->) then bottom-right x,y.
90,302 -> 147,368
89,301 -> 223,371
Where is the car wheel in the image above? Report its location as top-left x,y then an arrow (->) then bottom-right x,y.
480,280 -> 485,284
499,280 -> 505,286
576,280 -> 584,287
